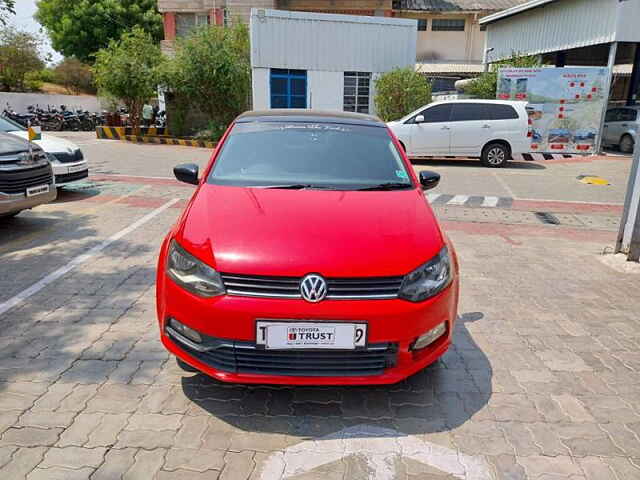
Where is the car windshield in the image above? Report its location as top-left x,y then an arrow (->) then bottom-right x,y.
0,116 -> 26,132
207,121 -> 412,190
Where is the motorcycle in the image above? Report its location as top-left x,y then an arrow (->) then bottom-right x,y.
2,104 -> 39,128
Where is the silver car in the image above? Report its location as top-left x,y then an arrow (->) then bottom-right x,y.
0,133 -> 57,218
603,106 -> 639,153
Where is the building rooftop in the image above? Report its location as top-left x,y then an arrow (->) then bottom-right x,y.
393,0 -> 530,12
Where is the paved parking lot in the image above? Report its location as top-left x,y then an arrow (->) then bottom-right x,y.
1,135 -> 639,479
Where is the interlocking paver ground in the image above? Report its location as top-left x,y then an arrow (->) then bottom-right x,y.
1,138 -> 640,479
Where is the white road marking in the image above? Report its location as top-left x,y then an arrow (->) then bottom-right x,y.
481,196 -> 500,208
259,424 -> 493,480
447,195 -> 469,206
491,171 -> 517,198
0,198 -> 179,317
427,193 -> 441,203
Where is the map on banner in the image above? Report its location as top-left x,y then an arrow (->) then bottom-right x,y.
497,67 -> 609,154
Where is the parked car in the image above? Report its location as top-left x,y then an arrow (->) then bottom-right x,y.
156,109 -> 459,385
387,100 -> 530,167
0,133 -> 57,218
603,106 -> 638,154
0,116 -> 89,186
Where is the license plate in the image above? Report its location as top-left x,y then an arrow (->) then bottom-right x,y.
26,184 -> 49,197
68,164 -> 87,173
256,321 -> 367,350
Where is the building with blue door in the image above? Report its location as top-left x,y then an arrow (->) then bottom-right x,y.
250,9 -> 417,115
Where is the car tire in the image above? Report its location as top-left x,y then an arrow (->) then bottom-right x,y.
620,134 -> 635,154
481,143 -> 509,168
176,358 -> 199,373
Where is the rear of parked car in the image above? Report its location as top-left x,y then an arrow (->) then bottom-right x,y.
603,106 -> 638,154
0,134 -> 56,218
387,100 -> 530,167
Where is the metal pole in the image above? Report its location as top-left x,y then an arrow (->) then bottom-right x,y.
627,43 -> 640,106
616,143 -> 640,253
595,42 -> 617,155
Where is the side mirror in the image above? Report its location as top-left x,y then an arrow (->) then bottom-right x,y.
414,114 -> 425,123
174,163 -> 199,185
419,171 -> 440,191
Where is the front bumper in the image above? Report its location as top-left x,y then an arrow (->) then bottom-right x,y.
157,271 -> 458,385
52,161 -> 89,186
0,181 -> 57,216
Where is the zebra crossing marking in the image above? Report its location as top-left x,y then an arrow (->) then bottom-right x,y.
426,193 -> 513,209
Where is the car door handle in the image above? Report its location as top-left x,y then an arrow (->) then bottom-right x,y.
621,124 -> 629,127
481,124 -> 491,129
441,126 -> 450,130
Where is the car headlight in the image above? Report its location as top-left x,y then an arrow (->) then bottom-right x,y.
166,240 -> 226,297
399,247 -> 453,302
46,153 -> 60,163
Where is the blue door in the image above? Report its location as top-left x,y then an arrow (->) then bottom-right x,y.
270,69 -> 307,108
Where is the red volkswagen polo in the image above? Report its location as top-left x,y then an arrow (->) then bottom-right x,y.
156,110 -> 459,385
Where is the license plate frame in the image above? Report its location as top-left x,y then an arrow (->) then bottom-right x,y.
26,184 -> 50,197
68,164 -> 87,174
256,320 -> 367,350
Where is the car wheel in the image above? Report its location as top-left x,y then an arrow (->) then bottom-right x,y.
620,135 -> 635,154
176,358 -> 199,373
481,143 -> 509,168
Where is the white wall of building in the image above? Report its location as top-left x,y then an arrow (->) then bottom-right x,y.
616,0 -> 640,43
307,71 -> 343,111
0,92 -> 101,114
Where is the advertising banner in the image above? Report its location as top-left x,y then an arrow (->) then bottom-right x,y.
497,67 -> 609,154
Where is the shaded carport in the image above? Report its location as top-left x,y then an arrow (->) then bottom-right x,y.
481,0 -> 640,259
480,0 -> 640,110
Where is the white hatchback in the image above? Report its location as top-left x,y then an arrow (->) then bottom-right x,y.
387,100 -> 530,167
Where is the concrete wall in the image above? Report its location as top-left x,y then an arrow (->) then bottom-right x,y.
395,12 -> 487,63
0,92 -> 101,113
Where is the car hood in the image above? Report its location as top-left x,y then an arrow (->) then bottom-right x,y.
176,185 -> 444,277
8,131 -> 79,154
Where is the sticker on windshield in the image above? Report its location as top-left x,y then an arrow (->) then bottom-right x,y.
395,170 -> 409,180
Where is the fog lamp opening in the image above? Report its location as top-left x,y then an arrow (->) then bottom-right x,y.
168,318 -> 202,344
411,322 -> 447,351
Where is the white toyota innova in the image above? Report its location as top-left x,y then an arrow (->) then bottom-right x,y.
387,100 -> 530,167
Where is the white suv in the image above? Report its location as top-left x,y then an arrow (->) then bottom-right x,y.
387,100 -> 530,167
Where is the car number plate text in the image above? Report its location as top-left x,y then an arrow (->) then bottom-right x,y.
68,164 -> 87,173
256,321 -> 367,350
26,184 -> 49,197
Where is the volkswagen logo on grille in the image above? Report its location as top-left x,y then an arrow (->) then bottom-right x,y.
300,274 -> 327,303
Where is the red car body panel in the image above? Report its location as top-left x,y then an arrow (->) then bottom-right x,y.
156,116 -> 459,385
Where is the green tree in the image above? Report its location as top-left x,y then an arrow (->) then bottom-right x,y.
94,27 -> 161,127
465,54 -> 542,99
36,0 -> 162,63
374,68 -> 432,122
0,0 -> 15,25
0,27 -> 47,92
161,23 -> 251,139
54,58 -> 94,94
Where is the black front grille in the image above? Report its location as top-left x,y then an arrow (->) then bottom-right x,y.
220,273 -> 404,300
0,164 -> 53,194
55,169 -> 88,184
52,150 -> 83,164
167,327 -> 398,377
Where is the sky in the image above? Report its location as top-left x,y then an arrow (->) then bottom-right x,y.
12,0 -> 63,64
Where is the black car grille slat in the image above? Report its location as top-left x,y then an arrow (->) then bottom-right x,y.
167,328 -> 397,377
0,165 -> 53,194
220,273 -> 403,300
55,170 -> 89,183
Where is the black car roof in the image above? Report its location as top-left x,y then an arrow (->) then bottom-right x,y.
235,109 -> 385,127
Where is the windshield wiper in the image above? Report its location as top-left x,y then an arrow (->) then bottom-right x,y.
356,182 -> 412,191
254,184 -> 313,190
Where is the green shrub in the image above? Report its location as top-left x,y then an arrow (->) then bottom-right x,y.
374,67 -> 432,122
